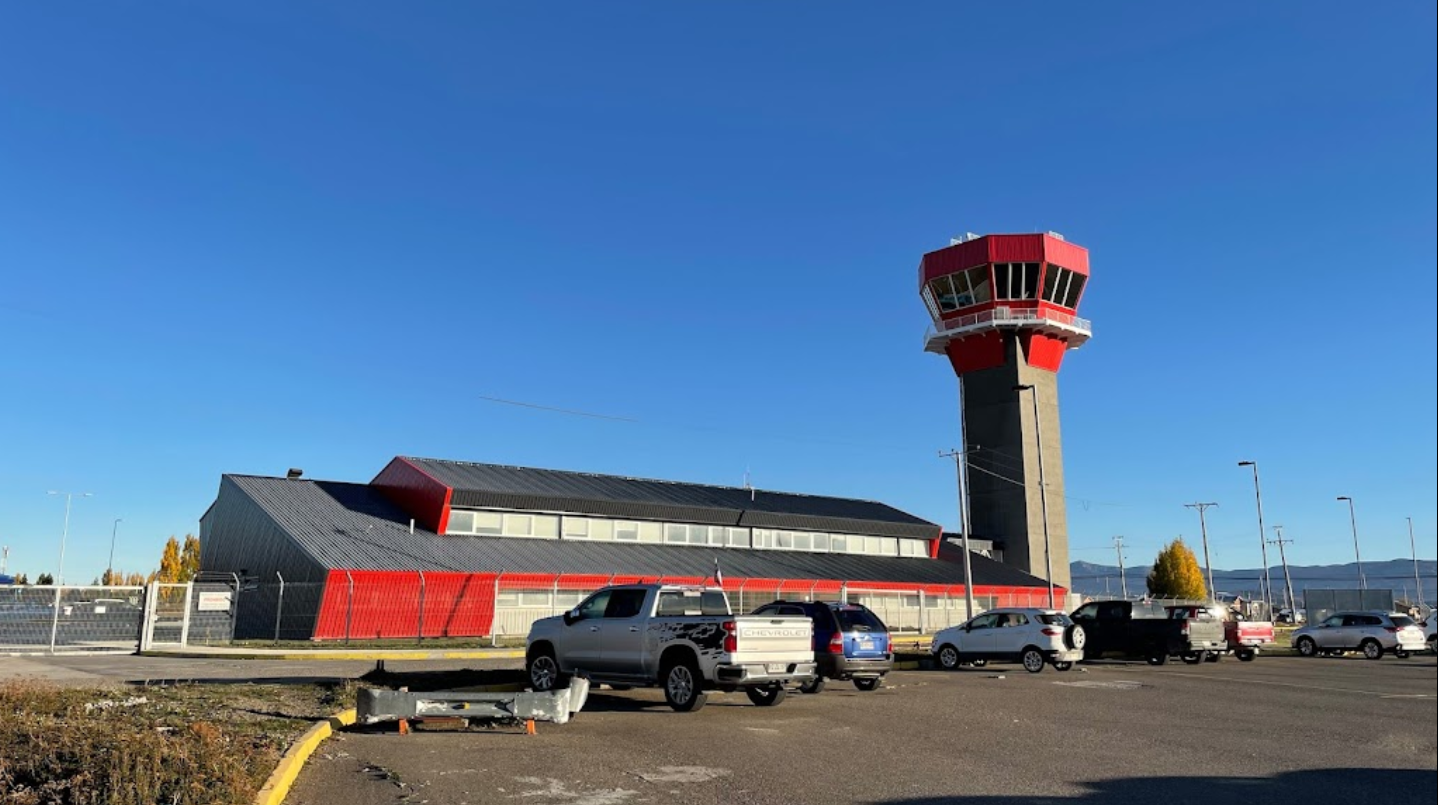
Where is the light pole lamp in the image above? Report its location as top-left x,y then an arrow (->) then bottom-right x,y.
107,518 -> 123,585
1014,383 -> 1055,609
47,490 -> 93,586
1336,496 -> 1365,590
1236,462 -> 1274,618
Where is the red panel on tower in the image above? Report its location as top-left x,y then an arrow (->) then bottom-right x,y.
945,331 -> 1006,375
987,234 -> 1046,263
1023,332 -> 1068,372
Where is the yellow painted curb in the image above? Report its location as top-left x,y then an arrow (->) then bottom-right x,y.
139,649 -> 526,661
254,708 -> 357,805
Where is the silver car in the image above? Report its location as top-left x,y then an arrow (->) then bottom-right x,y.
1291,611 -> 1427,660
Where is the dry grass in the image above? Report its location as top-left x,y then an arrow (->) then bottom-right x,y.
0,680 -> 354,805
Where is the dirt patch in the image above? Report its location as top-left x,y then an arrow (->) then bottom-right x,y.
0,679 -> 354,805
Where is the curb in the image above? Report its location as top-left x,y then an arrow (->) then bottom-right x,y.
139,649 -> 525,662
254,708 -> 357,805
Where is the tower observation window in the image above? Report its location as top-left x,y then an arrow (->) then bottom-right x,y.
929,265 -> 993,312
995,263 -> 1040,300
1042,264 -> 1064,303
1062,273 -> 1086,308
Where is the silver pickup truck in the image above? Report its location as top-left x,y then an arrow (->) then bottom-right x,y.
526,584 -> 816,711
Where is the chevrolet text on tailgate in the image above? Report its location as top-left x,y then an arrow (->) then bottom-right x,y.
526,584 -> 817,711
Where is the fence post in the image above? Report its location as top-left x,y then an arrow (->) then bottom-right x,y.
274,572 -> 286,645
841,580 -> 849,602
417,571 -> 426,644
179,582 -> 194,647
919,590 -> 927,634
809,580 -> 819,602
229,572 -> 242,643
552,576 -> 560,618
139,581 -> 158,652
492,570 -> 504,648
49,585 -> 62,654
344,571 -> 355,645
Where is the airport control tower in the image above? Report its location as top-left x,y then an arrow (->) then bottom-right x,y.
919,233 -> 1092,590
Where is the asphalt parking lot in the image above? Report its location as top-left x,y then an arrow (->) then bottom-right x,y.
287,655 -> 1436,805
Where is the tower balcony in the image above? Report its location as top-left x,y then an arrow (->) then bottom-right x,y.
924,306 -> 1093,354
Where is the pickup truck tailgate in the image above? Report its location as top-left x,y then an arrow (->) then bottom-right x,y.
730,616 -> 813,663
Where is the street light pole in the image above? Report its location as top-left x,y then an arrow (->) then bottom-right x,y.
940,448 -> 978,620
1014,384 -> 1055,609
1236,462 -> 1273,618
1408,517 -> 1423,610
47,491 -> 93,586
107,518 -> 123,585
1185,502 -> 1219,601
1336,496 -> 1365,590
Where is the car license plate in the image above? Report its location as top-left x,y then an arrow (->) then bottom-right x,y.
858,639 -> 874,650
765,663 -> 788,674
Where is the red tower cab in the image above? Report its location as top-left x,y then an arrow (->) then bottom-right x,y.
918,232 -> 1092,591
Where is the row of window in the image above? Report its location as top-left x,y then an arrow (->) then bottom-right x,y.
496,588 -> 970,611
923,262 -> 1086,316
444,510 -> 932,558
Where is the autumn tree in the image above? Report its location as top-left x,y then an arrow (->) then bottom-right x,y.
179,534 -> 202,581
155,537 -> 183,583
124,572 -> 146,586
14,573 -> 28,585
1146,539 -> 1207,600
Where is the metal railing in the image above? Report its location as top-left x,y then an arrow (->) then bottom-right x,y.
924,306 -> 1093,349
0,585 -> 146,654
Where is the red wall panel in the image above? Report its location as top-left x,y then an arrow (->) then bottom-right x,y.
1023,332 -> 1068,372
371,457 -> 453,534
985,234 -> 1046,264
945,331 -> 1006,374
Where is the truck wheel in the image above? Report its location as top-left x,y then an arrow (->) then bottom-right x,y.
1021,648 -> 1046,674
1053,661 -> 1074,672
1236,648 -> 1257,662
1295,637 -> 1318,657
1360,640 -> 1383,661
853,677 -> 882,691
1181,651 -> 1205,665
799,677 -> 826,694
937,644 -> 961,671
1146,650 -> 1169,666
663,658 -> 708,712
527,648 -> 565,692
745,686 -> 787,706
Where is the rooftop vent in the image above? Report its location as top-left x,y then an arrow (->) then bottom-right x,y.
286,468 -> 304,480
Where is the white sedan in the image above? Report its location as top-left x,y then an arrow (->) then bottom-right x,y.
931,608 -> 1085,674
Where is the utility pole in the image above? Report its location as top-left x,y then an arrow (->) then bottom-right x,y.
1,545 -> 8,576
1185,502 -> 1219,601
1407,517 -> 1423,610
940,447 -> 979,620
1113,536 -> 1128,599
1268,526 -> 1297,616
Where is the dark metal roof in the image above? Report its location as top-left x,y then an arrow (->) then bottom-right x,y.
225,475 -> 1044,589
401,457 -> 939,540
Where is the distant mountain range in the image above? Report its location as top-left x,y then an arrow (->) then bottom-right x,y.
1070,558 -> 1437,605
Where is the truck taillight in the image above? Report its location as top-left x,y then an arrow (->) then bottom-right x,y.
1041,628 -> 1062,637
1180,621 -> 1190,636
828,633 -> 845,654
723,621 -> 737,653
1384,627 -> 1398,634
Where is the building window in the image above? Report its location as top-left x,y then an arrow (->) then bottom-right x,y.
589,519 -> 614,541
963,265 -> 992,305
504,514 -> 533,537
1042,263 -> 1064,303
517,591 -> 551,607
665,524 -> 687,544
615,521 -> 639,541
995,262 -> 1041,301
638,522 -> 663,543
726,528 -> 749,548
563,517 -> 589,539
446,510 -> 475,535
533,515 -> 559,538
1062,273 -> 1086,308
830,534 -> 847,553
474,511 -> 503,536
812,533 -> 829,552
931,275 -> 959,312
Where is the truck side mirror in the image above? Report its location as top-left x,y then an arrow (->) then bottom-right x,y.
563,609 -> 579,626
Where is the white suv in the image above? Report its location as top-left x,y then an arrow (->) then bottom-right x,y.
930,608 -> 1085,674
1291,611 -> 1428,660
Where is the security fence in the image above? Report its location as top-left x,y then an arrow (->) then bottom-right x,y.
0,585 -> 145,654
138,579 -> 240,650
1302,588 -> 1396,626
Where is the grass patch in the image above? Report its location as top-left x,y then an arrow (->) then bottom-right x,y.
0,680 -> 354,805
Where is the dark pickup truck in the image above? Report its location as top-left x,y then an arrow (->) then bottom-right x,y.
1070,600 -> 1228,665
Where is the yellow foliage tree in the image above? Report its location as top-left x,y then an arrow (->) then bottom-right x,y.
124,572 -> 146,586
179,534 -> 202,582
155,536 -> 183,583
1146,538 -> 1207,600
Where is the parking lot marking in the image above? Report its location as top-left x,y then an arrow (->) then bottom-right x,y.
1053,680 -> 1146,690
631,767 -> 731,784
1165,672 -> 1436,699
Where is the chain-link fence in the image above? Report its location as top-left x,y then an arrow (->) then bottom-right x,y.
1303,588 -> 1396,626
0,585 -> 145,654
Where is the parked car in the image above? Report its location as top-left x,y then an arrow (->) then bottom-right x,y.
750,600 -> 892,692
526,584 -> 816,711
1426,613 -> 1436,653
930,608 -> 1084,674
1166,604 -> 1272,662
1070,600 -> 1227,665
1290,612 -> 1428,660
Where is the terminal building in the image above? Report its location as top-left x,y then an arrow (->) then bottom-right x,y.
200,456 -> 1057,641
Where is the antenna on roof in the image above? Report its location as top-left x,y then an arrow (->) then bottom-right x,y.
742,467 -> 756,502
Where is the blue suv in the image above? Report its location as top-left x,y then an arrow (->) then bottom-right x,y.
751,600 -> 892,692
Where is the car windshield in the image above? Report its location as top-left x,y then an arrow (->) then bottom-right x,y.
1037,613 -> 1072,626
1390,615 -> 1416,628
833,606 -> 886,632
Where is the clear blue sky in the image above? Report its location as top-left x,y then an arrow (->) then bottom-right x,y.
2,2 -> 1434,585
